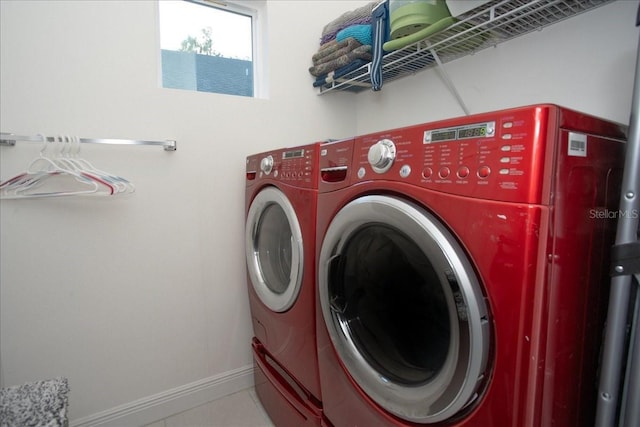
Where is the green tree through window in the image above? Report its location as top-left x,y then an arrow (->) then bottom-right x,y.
180,27 -> 222,57
159,1 -> 255,96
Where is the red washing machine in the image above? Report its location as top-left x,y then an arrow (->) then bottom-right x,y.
315,105 -> 626,427
245,143 -> 323,426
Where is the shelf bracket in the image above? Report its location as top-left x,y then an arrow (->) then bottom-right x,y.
428,44 -> 470,116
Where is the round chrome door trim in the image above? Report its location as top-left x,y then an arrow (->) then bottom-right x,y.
318,195 -> 490,423
246,186 -> 304,312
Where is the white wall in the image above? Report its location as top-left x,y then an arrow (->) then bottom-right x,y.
355,0 -> 639,133
1,0 -> 637,424
0,0 -> 362,423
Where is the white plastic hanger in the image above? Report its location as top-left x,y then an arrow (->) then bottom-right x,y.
65,136 -> 135,195
0,134 -> 111,198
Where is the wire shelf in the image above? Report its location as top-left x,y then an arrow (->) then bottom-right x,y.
318,0 -> 614,94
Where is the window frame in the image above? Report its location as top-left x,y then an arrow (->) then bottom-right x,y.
158,0 -> 266,98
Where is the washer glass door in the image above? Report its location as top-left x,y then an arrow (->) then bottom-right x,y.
318,195 -> 490,423
246,186 -> 303,312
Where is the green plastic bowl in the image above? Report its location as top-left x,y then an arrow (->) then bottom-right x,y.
389,0 -> 452,39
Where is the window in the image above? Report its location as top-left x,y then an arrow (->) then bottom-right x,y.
158,0 -> 257,97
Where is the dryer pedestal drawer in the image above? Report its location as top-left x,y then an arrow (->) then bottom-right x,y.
252,339 -> 323,427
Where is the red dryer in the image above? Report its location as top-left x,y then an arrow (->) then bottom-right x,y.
245,143 -> 323,426
315,105 -> 626,426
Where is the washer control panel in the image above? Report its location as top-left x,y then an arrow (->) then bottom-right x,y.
353,106 -> 555,203
246,144 -> 319,189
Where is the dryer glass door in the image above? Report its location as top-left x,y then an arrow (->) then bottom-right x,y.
246,187 -> 303,312
318,195 -> 490,423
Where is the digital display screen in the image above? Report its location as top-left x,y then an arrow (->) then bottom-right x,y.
430,129 -> 457,142
424,121 -> 495,144
457,126 -> 487,139
283,149 -> 304,159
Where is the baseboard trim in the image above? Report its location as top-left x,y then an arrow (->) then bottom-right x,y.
71,364 -> 255,427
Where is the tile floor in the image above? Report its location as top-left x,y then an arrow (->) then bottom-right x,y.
144,387 -> 275,427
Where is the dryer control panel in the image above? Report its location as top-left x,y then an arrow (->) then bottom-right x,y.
349,104 -> 625,204
246,143 -> 320,189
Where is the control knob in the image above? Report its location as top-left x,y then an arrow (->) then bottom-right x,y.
260,155 -> 274,175
368,139 -> 396,173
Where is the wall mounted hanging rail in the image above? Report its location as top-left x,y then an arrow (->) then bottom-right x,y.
0,133 -> 177,151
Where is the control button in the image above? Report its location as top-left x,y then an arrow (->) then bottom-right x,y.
439,167 -> 451,179
502,134 -> 512,140
503,122 -> 513,128
260,155 -> 274,175
477,166 -> 491,179
499,168 -> 509,175
422,167 -> 433,179
457,166 -> 470,179
501,145 -> 512,151
500,157 -> 510,163
400,165 -> 411,178
367,139 -> 396,173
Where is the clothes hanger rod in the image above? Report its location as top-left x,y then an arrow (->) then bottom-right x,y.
0,133 -> 177,151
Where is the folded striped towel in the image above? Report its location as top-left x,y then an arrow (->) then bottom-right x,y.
370,0 -> 389,91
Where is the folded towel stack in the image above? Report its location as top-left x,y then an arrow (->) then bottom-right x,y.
320,2 -> 379,45
309,37 -> 372,77
310,1 -> 381,88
